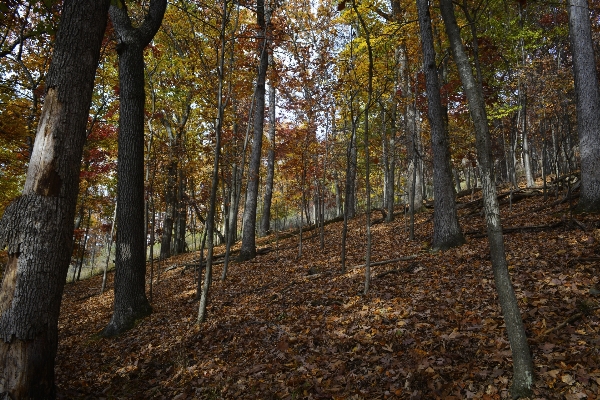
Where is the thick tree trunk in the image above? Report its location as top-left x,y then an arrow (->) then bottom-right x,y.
0,1 -> 110,397
440,1 -> 534,397
568,0 -> 600,212
238,0 -> 269,261
101,0 -> 166,338
417,0 -> 465,251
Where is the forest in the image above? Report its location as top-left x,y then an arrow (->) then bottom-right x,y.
0,0 -> 599,398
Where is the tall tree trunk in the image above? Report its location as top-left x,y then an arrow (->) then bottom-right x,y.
440,1 -> 534,397
568,0 -> 600,212
238,0 -> 269,261
260,53 -> 276,237
198,0 -> 230,323
352,0 -> 373,294
0,1 -> 110,397
416,0 -> 465,251
340,125 -> 354,273
101,0 -> 166,338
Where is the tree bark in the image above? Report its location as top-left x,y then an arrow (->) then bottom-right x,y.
174,169 -> 187,254
401,45 -> 423,212
416,0 -> 465,250
198,0 -> 230,323
352,0 -> 373,294
568,0 -> 600,212
101,0 -> 166,338
238,0 -> 269,261
440,1 -> 534,397
0,1 -> 110,397
260,52 -> 276,237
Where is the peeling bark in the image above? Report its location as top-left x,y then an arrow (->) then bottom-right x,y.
0,1 -> 110,397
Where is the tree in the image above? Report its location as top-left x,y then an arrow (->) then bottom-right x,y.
238,0 -> 270,261
198,0 -> 236,323
416,0 -> 464,250
568,0 -> 600,212
259,52 -> 277,237
0,0 -> 110,397
101,0 -> 167,337
440,0 -> 534,397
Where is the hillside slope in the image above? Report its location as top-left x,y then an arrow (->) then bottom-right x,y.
56,188 -> 600,399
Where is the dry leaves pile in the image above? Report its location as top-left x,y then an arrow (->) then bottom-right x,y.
56,189 -> 600,399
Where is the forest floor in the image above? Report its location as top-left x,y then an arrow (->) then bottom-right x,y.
56,185 -> 600,399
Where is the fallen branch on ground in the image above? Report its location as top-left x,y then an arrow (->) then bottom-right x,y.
375,264 -> 420,278
537,306 -> 599,339
349,255 -> 417,270
464,221 -> 564,238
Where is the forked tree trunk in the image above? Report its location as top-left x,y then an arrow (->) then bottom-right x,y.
101,0 -> 166,338
416,0 -> 465,251
568,0 -> 600,212
440,1 -> 533,397
0,1 -> 110,397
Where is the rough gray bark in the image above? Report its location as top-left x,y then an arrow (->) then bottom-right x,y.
0,1 -> 110,397
440,1 -> 534,397
238,0 -> 269,261
260,53 -> 276,237
101,0 -> 166,338
568,0 -> 600,212
416,0 -> 465,251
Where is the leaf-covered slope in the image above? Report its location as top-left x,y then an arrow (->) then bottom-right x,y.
56,190 -> 600,399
